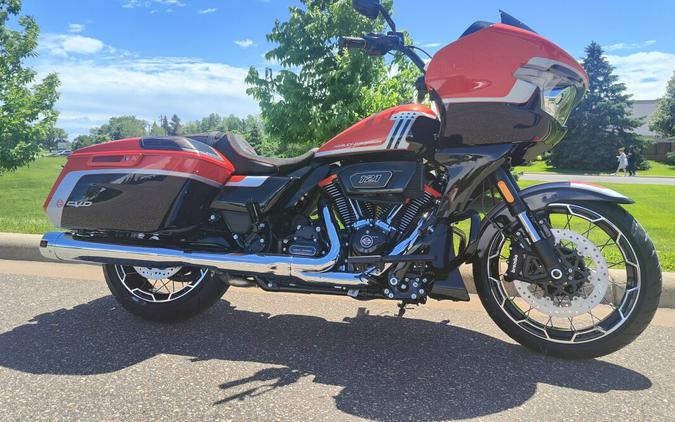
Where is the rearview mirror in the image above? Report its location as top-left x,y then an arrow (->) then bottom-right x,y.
352,0 -> 381,20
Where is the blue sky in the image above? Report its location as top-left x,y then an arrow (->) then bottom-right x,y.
18,0 -> 675,138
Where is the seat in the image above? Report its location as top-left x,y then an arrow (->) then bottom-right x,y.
186,132 -> 316,175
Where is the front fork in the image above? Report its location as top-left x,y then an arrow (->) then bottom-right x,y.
492,167 -> 564,281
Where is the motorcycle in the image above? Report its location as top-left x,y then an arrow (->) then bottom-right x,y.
39,0 -> 661,359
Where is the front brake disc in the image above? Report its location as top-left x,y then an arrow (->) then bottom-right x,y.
513,229 -> 609,318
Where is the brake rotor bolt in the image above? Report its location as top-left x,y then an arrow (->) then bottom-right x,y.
422,278 -> 428,283
419,289 -> 425,295
384,288 -> 390,294
389,277 -> 398,286
401,284 -> 408,290
388,293 -> 394,299
412,282 -> 419,288
411,294 -> 417,299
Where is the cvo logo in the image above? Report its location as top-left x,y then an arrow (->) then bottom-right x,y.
66,200 -> 93,208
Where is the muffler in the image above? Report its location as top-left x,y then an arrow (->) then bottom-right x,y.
40,206 -> 366,285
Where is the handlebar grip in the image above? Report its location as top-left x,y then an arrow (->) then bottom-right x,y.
338,36 -> 366,49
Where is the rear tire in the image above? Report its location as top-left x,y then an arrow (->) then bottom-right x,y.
474,201 -> 661,359
103,264 -> 229,322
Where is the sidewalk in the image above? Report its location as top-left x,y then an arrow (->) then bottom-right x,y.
521,173 -> 675,185
1,232 -> 673,308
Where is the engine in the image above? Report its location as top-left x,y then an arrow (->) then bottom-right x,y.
320,168 -> 441,259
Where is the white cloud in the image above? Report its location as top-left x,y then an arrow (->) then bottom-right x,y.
605,51 -> 675,99
604,40 -> 656,52
68,23 -> 86,33
198,8 -> 217,15
122,0 -> 185,9
39,34 -> 105,57
36,34 -> 258,137
421,42 -> 441,48
234,39 -> 256,48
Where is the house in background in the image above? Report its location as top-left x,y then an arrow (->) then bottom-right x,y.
631,99 -> 674,161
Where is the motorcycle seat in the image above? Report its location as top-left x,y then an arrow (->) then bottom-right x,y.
186,132 -> 316,175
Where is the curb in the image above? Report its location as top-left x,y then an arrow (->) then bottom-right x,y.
1,232 -> 673,308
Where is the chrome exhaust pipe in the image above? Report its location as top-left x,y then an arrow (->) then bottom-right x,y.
40,206 -> 363,284
39,206 -> 426,288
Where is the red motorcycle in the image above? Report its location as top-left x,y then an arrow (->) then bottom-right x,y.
39,1 -> 661,359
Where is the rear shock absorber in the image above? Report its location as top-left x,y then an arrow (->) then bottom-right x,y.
319,175 -> 356,227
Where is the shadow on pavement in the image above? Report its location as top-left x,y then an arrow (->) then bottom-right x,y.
0,297 -> 652,421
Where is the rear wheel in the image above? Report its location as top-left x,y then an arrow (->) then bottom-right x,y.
474,201 -> 661,359
103,264 -> 229,322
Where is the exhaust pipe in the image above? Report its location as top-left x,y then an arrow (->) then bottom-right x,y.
40,206 -> 426,287
40,206 -> 368,285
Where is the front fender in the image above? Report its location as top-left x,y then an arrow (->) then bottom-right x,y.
474,181 -> 632,260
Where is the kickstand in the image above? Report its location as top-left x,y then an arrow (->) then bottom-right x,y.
397,301 -> 408,318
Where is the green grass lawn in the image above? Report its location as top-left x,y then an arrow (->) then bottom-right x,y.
516,159 -> 675,177
518,180 -> 675,272
1,156 -> 673,271
0,156 -> 66,234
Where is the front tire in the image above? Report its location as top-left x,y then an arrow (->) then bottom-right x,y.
103,264 -> 229,322
474,201 -> 661,359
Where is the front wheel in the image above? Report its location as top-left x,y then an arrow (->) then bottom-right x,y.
474,201 -> 661,359
103,264 -> 229,322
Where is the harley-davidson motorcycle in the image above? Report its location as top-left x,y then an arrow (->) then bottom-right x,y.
39,1 -> 661,358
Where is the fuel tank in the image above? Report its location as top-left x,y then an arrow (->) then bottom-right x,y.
425,22 -> 588,147
316,104 -> 439,159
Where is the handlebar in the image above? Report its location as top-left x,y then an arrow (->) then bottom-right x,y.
338,33 -> 426,73
338,32 -> 429,102
338,36 -> 367,49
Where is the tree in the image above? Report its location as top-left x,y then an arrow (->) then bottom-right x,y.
244,115 -> 264,150
149,121 -> 166,136
246,0 -> 417,156
160,115 -> 171,134
650,71 -> 675,138
40,127 -> 68,151
169,114 -> 182,136
548,42 -> 645,171
0,0 -> 60,172
72,135 -> 94,150
92,115 -> 148,140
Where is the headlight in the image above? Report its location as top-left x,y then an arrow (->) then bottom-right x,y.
515,62 -> 587,125
541,75 -> 586,125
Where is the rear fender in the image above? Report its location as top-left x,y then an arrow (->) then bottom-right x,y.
474,181 -> 632,260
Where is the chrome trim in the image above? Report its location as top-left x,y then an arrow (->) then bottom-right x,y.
517,211 -> 541,243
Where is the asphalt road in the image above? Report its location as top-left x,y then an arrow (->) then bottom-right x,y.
0,260 -> 673,421
521,173 -> 675,185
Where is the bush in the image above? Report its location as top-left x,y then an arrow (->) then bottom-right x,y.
665,151 -> 675,165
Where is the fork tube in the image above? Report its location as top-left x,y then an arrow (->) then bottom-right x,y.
492,167 -> 563,279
